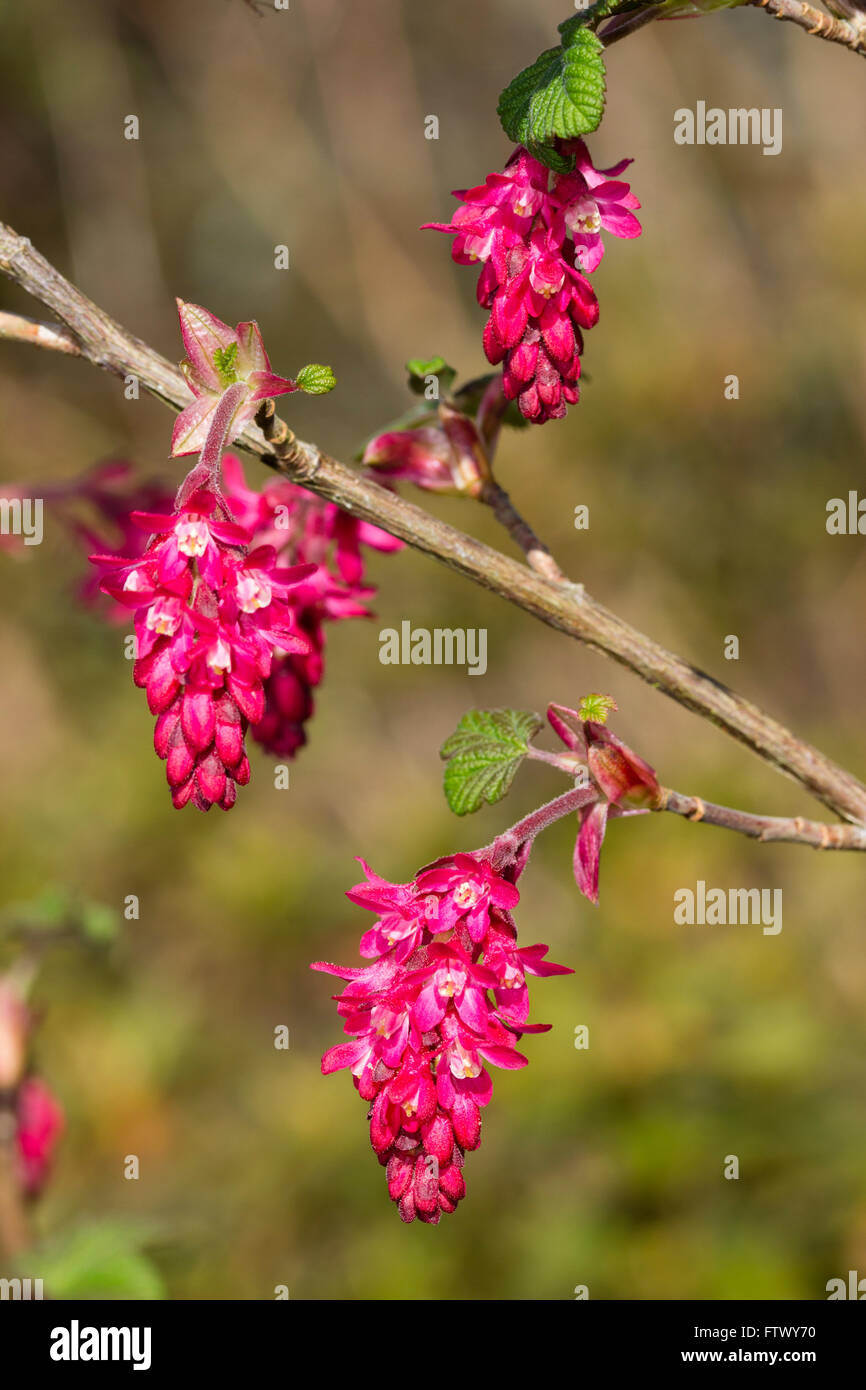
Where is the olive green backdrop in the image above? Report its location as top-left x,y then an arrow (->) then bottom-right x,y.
0,0 -> 864,1299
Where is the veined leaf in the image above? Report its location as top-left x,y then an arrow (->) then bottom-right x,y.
440,708 -> 543,816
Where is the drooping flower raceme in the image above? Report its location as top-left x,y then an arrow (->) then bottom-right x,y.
86,457 -> 400,803
94,488 -> 316,811
313,853 -> 571,1223
425,140 -> 640,424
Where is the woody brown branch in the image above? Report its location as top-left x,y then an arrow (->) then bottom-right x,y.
2,219 -> 866,834
749,0 -> 866,54
658,789 -> 866,850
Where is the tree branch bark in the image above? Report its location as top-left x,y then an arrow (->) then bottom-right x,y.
2,219 -> 866,830
749,0 -> 866,55
657,789 -> 866,849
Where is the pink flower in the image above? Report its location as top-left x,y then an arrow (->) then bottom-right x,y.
553,141 -> 642,274
16,1077 -> 63,1196
415,853 -> 520,941
425,142 -> 640,424
312,850 -> 571,1223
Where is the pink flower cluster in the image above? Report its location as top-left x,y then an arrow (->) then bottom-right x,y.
97,488 -> 315,811
219,456 -> 401,761
16,1077 -> 64,1196
313,852 -> 571,1223
425,140 -> 640,424
0,976 -> 63,1196
90,457 -> 399,807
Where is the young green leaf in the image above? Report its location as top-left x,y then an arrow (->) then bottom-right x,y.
406,355 -> 458,396
440,708 -> 543,816
296,363 -> 337,395
213,342 -> 239,387
497,29 -> 606,169
578,693 -> 619,724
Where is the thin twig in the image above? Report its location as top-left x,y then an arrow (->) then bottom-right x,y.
0,309 -> 81,357
658,788 -> 866,850
2,220 -> 866,830
600,6 -> 664,47
749,0 -> 866,55
524,747 -> 866,850
479,477 -> 566,583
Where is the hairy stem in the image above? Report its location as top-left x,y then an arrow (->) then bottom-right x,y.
490,786 -> 599,868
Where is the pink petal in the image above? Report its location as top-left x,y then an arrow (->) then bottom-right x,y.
171,396 -> 220,458
176,300 -> 236,391
573,801 -> 608,905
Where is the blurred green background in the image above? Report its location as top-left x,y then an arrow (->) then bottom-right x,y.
1,0 -> 865,1300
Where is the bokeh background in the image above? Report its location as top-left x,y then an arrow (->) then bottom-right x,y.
0,0 -> 865,1300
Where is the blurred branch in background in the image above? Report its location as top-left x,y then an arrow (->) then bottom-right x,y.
2,220 -> 866,838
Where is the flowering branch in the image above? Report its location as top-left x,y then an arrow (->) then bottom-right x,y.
1,220 -> 866,828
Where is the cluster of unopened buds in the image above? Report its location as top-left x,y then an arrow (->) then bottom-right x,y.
314,854 -> 571,1223
0,975 -> 63,1197
426,139 -> 641,423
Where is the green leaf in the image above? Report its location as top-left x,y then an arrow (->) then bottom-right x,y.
497,29 -> 606,169
440,708 -> 543,816
297,363 -> 337,395
406,355 -> 458,397
578,692 -> 619,724
213,342 -> 239,387
80,901 -> 119,944
498,45 -> 562,145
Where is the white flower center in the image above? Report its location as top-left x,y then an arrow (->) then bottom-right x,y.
207,636 -> 232,673
449,1041 -> 481,1080
236,572 -> 272,613
176,518 -> 209,558
453,880 -> 481,910
146,601 -> 180,636
566,196 -> 601,237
